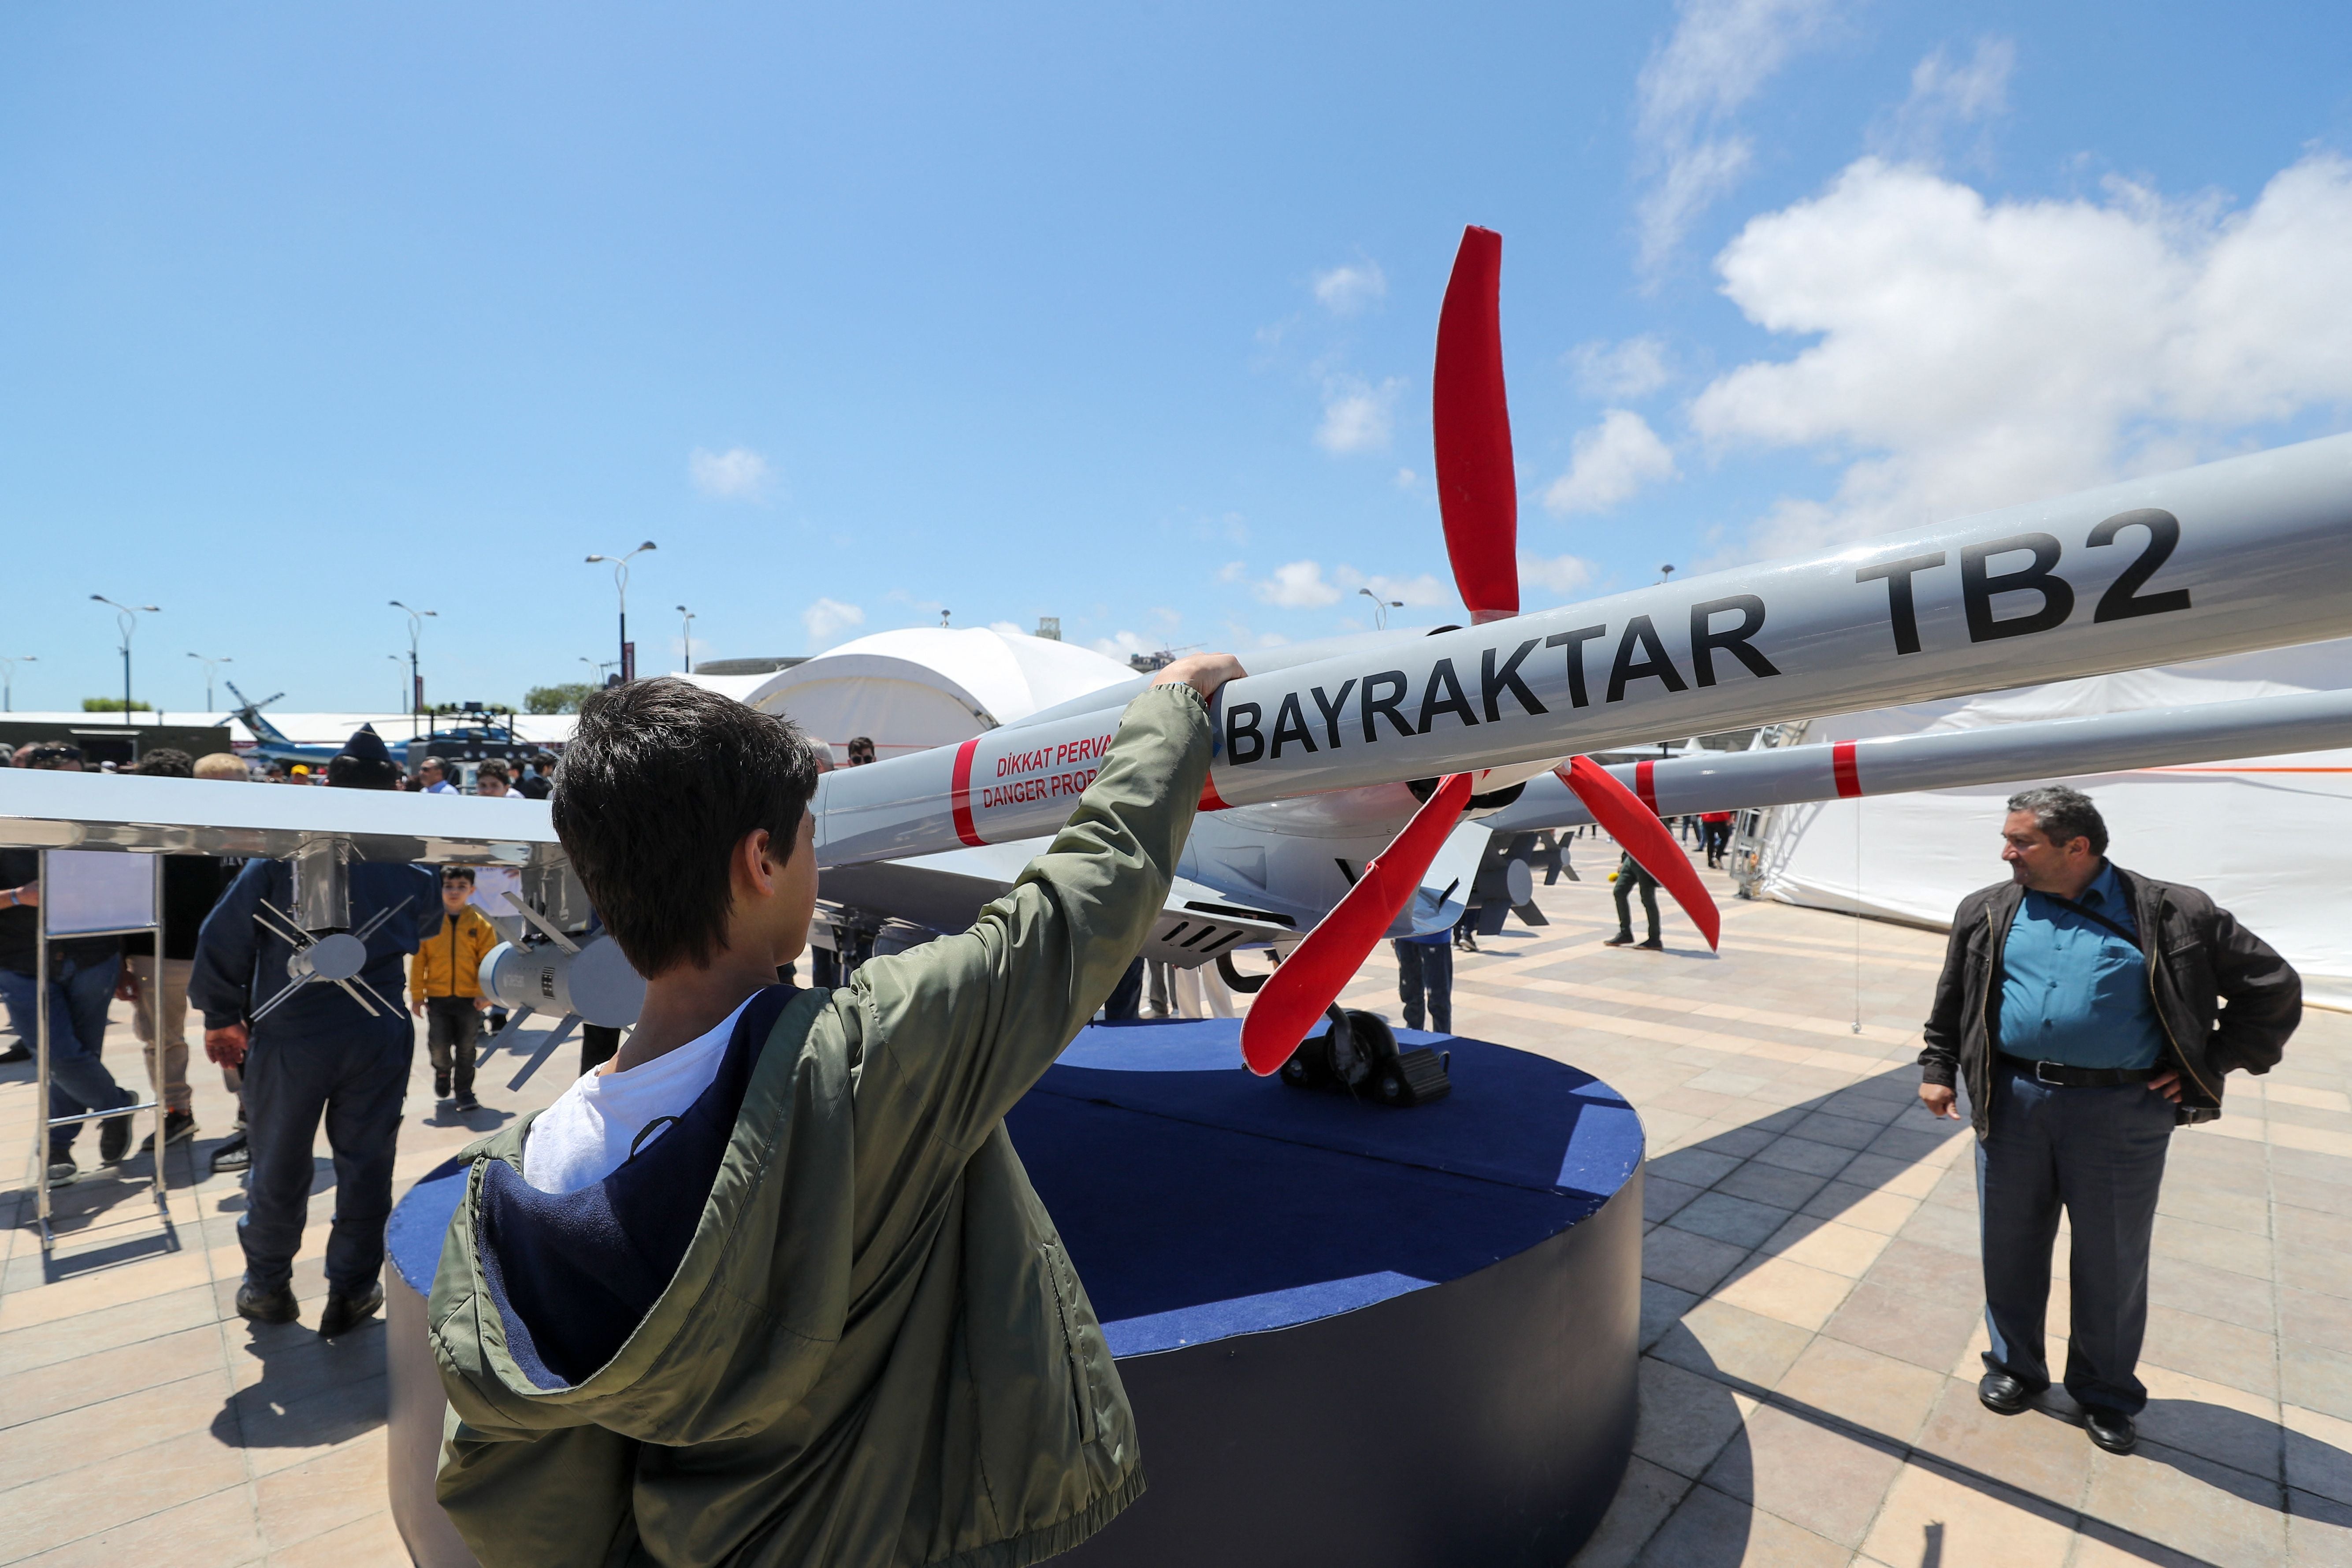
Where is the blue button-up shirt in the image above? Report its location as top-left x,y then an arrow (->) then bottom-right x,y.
1997,863 -> 2167,1070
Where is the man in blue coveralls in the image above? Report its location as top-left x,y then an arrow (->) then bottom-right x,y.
1920,786 -> 2300,1457
193,726 -> 441,1338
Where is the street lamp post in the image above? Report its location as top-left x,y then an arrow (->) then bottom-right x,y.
90,596 -> 160,716
1356,586 -> 1404,631
387,655 -> 407,715
0,656 -> 33,713
186,652 -> 232,712
579,655 -> 620,687
390,602 -> 437,740
676,605 -> 695,675
583,542 -> 656,684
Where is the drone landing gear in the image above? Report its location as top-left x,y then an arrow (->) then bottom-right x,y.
1278,1007 -> 1451,1107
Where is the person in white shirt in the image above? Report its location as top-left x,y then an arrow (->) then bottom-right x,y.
417,756 -> 458,795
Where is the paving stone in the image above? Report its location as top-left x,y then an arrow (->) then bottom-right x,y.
1651,1298 -> 1815,1390
1821,1280 -> 1983,1374
1668,1192 -> 1795,1250
1698,1401 -> 1905,1548
1632,1356 -> 1757,1479
1642,1225 -> 1753,1297
2081,1438 -> 2289,1568
1711,1159 -> 1830,1211
1859,1457 -> 2077,1567
1632,1478 -> 1851,1568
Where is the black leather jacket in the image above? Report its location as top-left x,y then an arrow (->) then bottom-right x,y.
1921,865 -> 2302,1136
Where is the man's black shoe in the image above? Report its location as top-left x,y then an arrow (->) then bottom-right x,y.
434,1072 -> 451,1100
98,1111 -> 134,1165
2084,1406 -> 2138,1455
317,1281 -> 383,1339
0,1042 -> 29,1064
453,1090 -> 480,1114
1602,933 -> 1636,947
45,1152 -> 76,1185
236,1280 -> 300,1325
1979,1371 -> 2037,1415
1636,937 -> 1665,951
139,1109 -> 198,1156
209,1132 -> 250,1175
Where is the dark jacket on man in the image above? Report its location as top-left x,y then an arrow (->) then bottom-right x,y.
1921,865 -> 2301,1136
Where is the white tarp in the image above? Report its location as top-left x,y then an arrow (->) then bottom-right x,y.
1752,638 -> 2352,1010
744,628 -> 1134,765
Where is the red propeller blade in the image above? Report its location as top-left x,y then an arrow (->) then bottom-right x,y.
1433,225 -> 1519,625
1558,756 -> 1721,952
1239,772 -> 1476,1075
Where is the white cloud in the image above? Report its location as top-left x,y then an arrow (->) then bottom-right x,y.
1543,410 -> 1679,514
1691,152 -> 2352,558
1873,37 -> 2014,167
1393,467 -> 1417,489
1256,560 -> 1343,608
1343,568 -> 1451,606
1634,0 -> 1843,270
1312,262 -> 1387,315
1518,553 -> 1599,596
802,597 -> 865,647
1091,630 -> 1162,660
688,446 -> 773,501
1216,560 -> 1247,583
1315,375 -> 1404,454
1252,560 -> 1452,611
1569,336 -> 1673,401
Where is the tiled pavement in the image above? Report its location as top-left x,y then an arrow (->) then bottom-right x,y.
4,841 -> 2350,1565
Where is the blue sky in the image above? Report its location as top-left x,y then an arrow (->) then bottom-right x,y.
6,1 -> 2352,712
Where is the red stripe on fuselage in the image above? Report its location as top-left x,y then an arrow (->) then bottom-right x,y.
1634,759 -> 1658,813
1833,741 -> 1862,799
950,738 -> 983,846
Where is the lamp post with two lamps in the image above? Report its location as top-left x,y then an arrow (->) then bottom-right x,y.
90,596 -> 160,716
186,653 -> 232,713
583,542 -> 656,684
0,655 -> 34,713
390,602 -> 437,740
1356,586 -> 1405,631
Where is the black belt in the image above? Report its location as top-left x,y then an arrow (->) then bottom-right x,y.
1998,1053 -> 2159,1088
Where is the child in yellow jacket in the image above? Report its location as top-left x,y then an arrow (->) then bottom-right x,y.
410,868 -> 502,1111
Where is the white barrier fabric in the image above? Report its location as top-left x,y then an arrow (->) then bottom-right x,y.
1754,644 -> 2352,1011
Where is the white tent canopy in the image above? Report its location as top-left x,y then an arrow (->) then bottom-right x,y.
744,628 -> 1135,764
1749,638 -> 2352,1010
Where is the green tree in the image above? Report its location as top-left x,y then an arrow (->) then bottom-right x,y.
82,697 -> 153,712
524,683 -> 599,714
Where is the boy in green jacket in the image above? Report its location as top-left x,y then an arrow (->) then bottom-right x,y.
428,655 -> 1239,1568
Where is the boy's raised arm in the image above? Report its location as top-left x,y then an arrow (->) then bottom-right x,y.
844,656 -> 1238,1156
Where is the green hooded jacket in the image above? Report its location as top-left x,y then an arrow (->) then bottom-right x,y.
427,684 -> 1212,1566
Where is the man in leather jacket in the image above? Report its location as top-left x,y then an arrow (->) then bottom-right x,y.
1920,785 -> 2300,1458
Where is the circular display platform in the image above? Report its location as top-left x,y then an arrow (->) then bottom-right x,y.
384,1018 -> 1644,1568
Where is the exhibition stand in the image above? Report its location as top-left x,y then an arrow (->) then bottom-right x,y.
384,1019 -> 1643,1566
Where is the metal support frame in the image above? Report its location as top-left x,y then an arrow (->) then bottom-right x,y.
32,848 -> 169,1251
1726,720 -> 1813,901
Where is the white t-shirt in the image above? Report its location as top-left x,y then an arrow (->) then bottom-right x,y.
520,995 -> 754,1195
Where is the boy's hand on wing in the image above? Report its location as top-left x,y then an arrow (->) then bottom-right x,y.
1152,653 -> 1246,702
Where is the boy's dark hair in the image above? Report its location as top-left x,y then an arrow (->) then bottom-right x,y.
442,866 -> 478,884
134,748 -> 194,778
553,677 -> 824,975
476,758 -> 511,784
